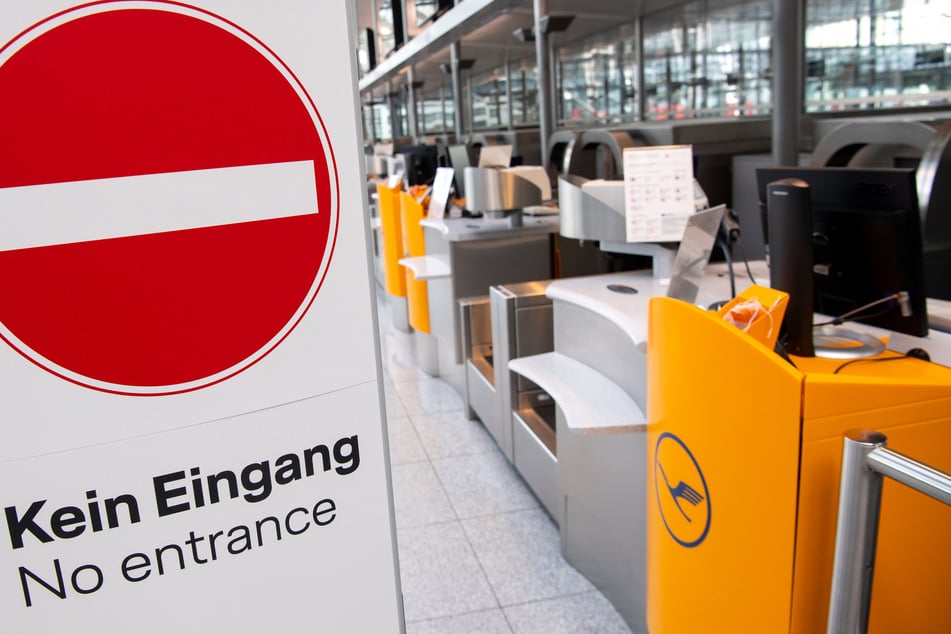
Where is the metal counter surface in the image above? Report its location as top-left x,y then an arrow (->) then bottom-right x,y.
509,351 -> 645,435
420,213 -> 560,242
543,261 -> 772,347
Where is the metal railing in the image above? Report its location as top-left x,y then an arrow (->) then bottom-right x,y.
827,429 -> 951,634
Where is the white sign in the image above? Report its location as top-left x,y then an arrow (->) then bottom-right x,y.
623,145 -> 695,242
428,167 -> 455,218
0,2 -> 402,631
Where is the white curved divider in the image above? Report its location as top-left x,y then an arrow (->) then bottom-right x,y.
509,351 -> 645,435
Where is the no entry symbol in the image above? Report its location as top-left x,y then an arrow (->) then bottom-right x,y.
0,2 -> 339,395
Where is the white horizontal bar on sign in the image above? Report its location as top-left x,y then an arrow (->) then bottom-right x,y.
0,160 -> 317,252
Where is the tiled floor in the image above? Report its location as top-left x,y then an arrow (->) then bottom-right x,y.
376,294 -> 632,634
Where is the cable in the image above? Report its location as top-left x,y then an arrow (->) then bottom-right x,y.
812,292 -> 910,328
718,237 -> 737,298
774,335 -> 799,369
832,355 -> 911,375
813,306 -> 892,328
735,240 -> 758,285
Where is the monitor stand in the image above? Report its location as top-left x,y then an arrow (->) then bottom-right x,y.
813,326 -> 886,359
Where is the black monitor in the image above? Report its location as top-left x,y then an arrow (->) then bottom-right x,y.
397,145 -> 438,187
756,166 -> 928,342
446,144 -> 471,198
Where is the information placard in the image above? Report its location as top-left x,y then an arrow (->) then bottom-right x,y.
428,167 -> 455,218
0,2 -> 402,631
623,145 -> 695,242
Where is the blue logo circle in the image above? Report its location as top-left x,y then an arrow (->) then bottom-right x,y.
654,432 -> 711,548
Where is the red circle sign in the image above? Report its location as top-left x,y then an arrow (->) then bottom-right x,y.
0,2 -> 338,395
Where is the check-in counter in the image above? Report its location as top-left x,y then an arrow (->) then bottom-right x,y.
509,260 -> 951,633
399,193 -> 431,334
459,281 -> 559,518
509,262 -> 764,633
403,214 -> 559,395
647,297 -> 951,634
376,182 -> 410,332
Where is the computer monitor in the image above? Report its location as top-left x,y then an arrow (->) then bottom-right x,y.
396,145 -> 438,187
447,144 -> 471,198
756,166 -> 927,342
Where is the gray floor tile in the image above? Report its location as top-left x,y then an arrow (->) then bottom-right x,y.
383,348 -> 429,384
432,451 -> 539,519
413,409 -> 498,459
504,591 -> 632,634
397,521 -> 498,622
391,461 -> 456,528
380,306 -> 626,631
383,382 -> 410,420
386,415 -> 428,465
379,324 -> 427,382
407,608 -> 513,633
463,509 -> 593,606
398,375 -> 466,414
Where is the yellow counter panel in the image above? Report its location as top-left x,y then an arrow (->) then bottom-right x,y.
376,182 -> 406,297
399,192 -> 430,334
647,296 -> 951,633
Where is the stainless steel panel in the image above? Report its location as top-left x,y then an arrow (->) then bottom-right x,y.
488,278 -> 554,462
517,389 -> 554,411
466,360 -> 501,444
428,273 -> 466,395
515,304 -> 553,392
388,295 -> 411,334
548,130 -> 593,178
464,167 -> 543,213
557,407 -> 647,634
460,295 -> 494,420
558,175 -> 626,242
554,300 -> 645,413
451,235 -> 552,366
497,279 -> 553,306
515,304 -> 553,356
577,129 -> 647,178
414,330 -> 440,376
489,285 -> 516,460
459,296 -> 493,350
451,235 -> 553,298
512,410 -> 560,524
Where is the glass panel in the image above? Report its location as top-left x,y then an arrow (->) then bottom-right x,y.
419,88 -> 448,134
415,0 -> 439,25
364,102 -> 391,142
357,29 -> 373,76
642,0 -> 772,120
510,62 -> 539,126
415,0 -> 450,27
471,70 -> 508,130
378,1 -> 397,59
556,22 -> 639,126
805,0 -> 951,112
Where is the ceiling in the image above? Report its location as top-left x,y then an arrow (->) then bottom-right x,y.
354,0 -> 648,100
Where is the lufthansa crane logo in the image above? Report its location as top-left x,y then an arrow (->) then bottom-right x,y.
654,432 -> 711,548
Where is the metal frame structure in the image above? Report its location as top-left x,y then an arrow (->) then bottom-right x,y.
827,430 -> 951,633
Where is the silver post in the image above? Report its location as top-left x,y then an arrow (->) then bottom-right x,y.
827,430 -> 886,634
533,0 -> 551,166
406,67 -> 418,141
450,41 -> 464,140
